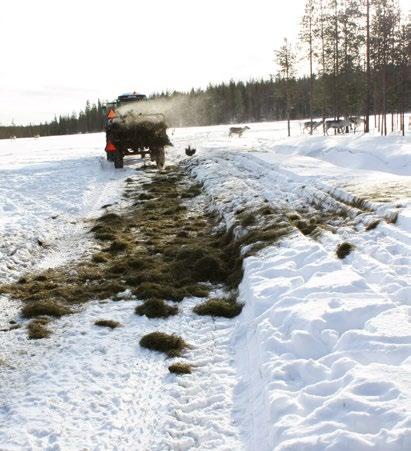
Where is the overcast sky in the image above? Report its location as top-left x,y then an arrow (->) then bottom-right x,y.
0,0 -> 408,125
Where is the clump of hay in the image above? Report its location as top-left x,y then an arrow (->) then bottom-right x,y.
193,296 -> 243,318
92,253 -> 108,263
336,242 -> 354,259
171,245 -> 227,284
97,212 -> 122,224
193,255 -> 225,282
181,184 -> 202,198
240,213 -> 256,227
386,212 -> 398,224
107,240 -> 129,253
295,219 -> 317,236
168,362 -> 192,374
365,220 -> 380,231
21,301 -> 72,319
95,319 -> 121,329
133,282 -> 185,302
238,226 -> 291,248
287,212 -> 301,221
259,206 -> 275,216
95,233 -> 116,242
140,332 -> 188,357
135,299 -> 178,318
27,318 -> 51,339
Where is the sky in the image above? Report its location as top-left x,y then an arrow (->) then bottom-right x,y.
0,0 -> 408,125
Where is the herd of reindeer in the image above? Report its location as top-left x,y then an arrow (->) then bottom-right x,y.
227,116 -> 365,138
302,116 -> 365,134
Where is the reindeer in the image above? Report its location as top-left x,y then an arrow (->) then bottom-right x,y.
229,126 -> 250,137
348,116 -> 365,133
325,119 -> 352,135
303,120 -> 324,134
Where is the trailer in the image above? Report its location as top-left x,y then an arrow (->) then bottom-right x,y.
103,92 -> 171,169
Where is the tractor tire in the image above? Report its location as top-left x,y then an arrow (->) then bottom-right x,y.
155,147 -> 165,170
107,152 -> 114,162
114,151 -> 124,169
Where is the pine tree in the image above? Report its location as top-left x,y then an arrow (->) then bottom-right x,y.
301,0 -> 315,133
371,0 -> 401,135
275,38 -> 297,136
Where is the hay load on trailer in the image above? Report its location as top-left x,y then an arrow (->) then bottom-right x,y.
103,92 -> 172,169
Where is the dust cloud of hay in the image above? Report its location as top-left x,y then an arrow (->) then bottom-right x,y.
116,95 -> 205,127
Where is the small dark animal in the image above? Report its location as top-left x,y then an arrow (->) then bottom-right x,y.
185,145 -> 196,156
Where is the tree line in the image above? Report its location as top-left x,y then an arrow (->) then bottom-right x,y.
1,0 -> 409,139
0,100 -> 105,139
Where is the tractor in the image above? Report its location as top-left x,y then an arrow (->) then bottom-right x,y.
103,92 -> 171,169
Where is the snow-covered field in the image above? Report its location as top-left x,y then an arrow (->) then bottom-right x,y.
0,120 -> 410,450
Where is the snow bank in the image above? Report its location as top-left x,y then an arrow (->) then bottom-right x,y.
236,236 -> 411,450
185,134 -> 410,450
268,133 -> 411,177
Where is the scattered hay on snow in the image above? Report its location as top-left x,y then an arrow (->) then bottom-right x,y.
140,332 -> 188,357
168,362 -> 192,374
27,318 -> 51,339
336,242 -> 354,259
135,299 -> 178,318
193,296 -> 243,318
94,319 -> 121,329
22,301 -> 72,319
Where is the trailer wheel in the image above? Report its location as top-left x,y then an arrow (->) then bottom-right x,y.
155,147 -> 165,170
114,151 -> 124,169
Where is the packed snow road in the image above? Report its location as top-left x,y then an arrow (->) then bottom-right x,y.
0,134 -> 135,286
0,120 -> 410,450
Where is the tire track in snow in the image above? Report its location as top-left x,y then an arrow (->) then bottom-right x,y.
162,298 -> 244,450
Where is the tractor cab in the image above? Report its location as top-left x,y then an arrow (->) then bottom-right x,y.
117,92 -> 146,104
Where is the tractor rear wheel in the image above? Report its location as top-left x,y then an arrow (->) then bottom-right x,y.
114,150 -> 124,169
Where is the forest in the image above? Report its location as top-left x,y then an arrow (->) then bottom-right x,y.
1,0 -> 409,139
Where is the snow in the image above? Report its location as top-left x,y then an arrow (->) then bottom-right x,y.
0,297 -> 243,450
0,134 -> 134,284
0,120 -> 410,450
